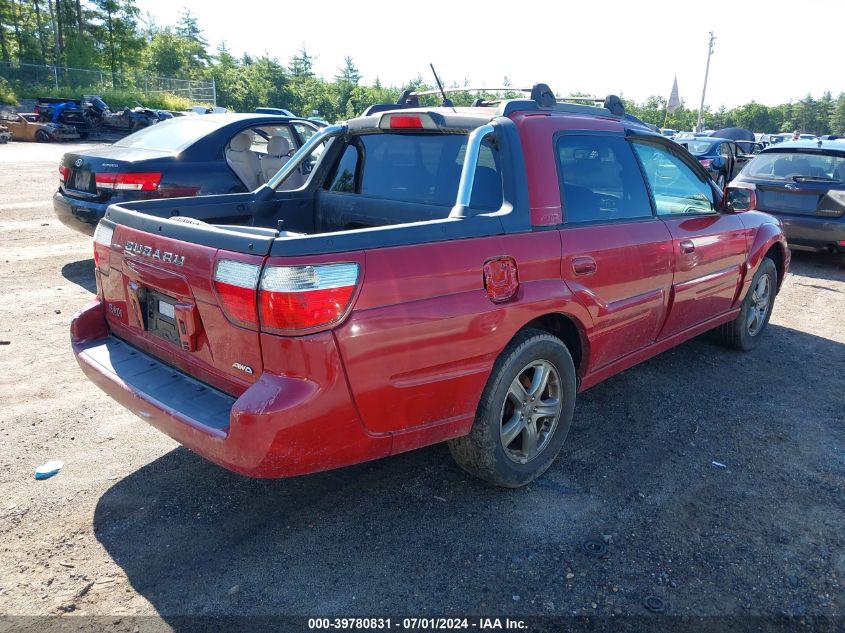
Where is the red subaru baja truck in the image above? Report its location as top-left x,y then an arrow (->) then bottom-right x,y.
70,85 -> 789,487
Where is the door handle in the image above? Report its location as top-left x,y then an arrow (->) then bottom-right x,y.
572,256 -> 597,276
680,239 -> 696,254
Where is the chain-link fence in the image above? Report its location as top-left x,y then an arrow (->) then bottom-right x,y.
0,61 -> 216,105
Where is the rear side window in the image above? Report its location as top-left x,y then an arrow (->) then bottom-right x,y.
742,151 -> 845,181
325,133 -> 503,210
556,135 -> 653,223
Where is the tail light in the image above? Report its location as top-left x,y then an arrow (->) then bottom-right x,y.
259,263 -> 359,332
92,222 -> 114,273
59,165 -> 70,183
95,172 -> 162,191
213,260 -> 260,329
379,112 -> 437,130
699,158 -> 713,169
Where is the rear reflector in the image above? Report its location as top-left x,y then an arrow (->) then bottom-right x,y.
260,263 -> 359,331
59,165 -> 70,183
214,260 -> 260,328
92,222 -> 114,272
93,222 -> 114,247
95,172 -> 162,191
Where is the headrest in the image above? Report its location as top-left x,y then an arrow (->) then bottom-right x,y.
229,132 -> 252,152
268,136 -> 291,156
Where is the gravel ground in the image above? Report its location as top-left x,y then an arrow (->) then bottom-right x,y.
0,142 -> 843,631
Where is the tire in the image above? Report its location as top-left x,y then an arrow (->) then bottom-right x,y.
448,328 -> 577,488
35,130 -> 51,142
715,257 -> 777,351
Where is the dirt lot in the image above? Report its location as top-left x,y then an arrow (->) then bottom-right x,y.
0,142 -> 843,630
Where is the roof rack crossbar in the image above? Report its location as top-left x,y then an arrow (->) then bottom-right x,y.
359,80 -> 655,130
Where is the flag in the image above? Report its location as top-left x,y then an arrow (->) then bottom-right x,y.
667,76 -> 681,113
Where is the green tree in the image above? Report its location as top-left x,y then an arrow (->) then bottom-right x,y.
92,0 -> 142,86
830,93 -> 845,135
288,46 -> 314,78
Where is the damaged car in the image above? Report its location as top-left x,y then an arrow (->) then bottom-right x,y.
0,111 -> 80,142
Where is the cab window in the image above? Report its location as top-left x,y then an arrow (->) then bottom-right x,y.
556,135 -> 653,223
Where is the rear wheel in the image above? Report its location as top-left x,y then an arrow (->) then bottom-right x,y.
448,328 -> 577,488
715,257 -> 777,351
35,130 -> 51,142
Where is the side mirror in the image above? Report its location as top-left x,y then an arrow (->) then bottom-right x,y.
724,186 -> 756,213
712,156 -> 726,170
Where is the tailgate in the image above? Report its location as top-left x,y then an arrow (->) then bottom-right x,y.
97,222 -> 266,396
756,183 -> 845,218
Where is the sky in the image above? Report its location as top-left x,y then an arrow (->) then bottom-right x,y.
134,0 -> 843,109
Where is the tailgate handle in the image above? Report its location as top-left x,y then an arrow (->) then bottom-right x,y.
174,303 -> 201,352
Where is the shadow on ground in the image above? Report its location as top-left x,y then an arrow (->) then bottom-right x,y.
93,324 -> 845,624
788,250 -> 845,282
61,258 -> 96,294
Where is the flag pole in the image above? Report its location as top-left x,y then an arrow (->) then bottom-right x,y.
696,32 -> 716,132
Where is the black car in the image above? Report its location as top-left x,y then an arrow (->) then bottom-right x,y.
727,140 -> 845,253
678,137 -> 755,189
54,113 -> 321,235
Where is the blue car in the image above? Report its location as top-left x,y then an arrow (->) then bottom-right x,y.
53,113 -> 321,235
677,137 -> 758,189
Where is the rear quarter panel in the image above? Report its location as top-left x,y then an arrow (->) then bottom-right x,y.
334,231 -> 589,438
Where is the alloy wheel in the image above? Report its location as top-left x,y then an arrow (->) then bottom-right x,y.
746,273 -> 771,336
500,360 -> 563,464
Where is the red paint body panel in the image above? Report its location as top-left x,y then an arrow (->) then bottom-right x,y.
335,233 -> 573,434
72,301 -> 390,477
72,107 -> 791,479
559,221 -> 674,372
657,214 -> 749,339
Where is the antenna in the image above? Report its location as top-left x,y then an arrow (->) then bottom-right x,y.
429,64 -> 455,109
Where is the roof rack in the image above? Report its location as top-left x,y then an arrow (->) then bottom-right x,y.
359,83 -> 654,130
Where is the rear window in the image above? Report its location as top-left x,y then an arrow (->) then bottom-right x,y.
743,151 -> 845,181
326,133 -> 502,210
557,135 -> 653,223
114,117 -> 223,152
685,141 -> 716,155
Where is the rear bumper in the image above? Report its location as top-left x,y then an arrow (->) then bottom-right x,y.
71,300 -> 392,477
53,190 -> 107,236
775,214 -> 845,252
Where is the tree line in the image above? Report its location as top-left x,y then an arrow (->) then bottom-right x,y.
1,0 -> 844,134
